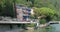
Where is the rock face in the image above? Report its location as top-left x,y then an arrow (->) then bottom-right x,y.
0,25 -> 23,32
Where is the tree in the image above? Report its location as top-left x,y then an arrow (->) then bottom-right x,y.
33,7 -> 57,22
0,0 -> 15,17
0,0 -> 59,20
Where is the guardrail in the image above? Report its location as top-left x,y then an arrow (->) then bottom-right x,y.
48,21 -> 60,24
0,16 -> 39,24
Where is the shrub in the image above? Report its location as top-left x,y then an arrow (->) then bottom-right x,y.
40,19 -> 46,24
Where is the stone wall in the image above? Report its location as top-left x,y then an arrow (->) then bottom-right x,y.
0,25 -> 23,32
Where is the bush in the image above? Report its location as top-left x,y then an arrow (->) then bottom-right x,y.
40,19 -> 46,24
33,7 -> 57,21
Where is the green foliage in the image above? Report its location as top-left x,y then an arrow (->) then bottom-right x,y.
40,19 -> 46,24
34,7 -> 56,18
0,0 -> 14,17
30,15 -> 35,19
0,0 -> 60,20
16,0 -> 27,5
33,7 -> 57,22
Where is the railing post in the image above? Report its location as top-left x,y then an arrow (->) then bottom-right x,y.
34,19 -> 39,30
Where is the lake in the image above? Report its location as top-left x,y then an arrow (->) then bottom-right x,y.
39,24 -> 60,32
24,24 -> 60,32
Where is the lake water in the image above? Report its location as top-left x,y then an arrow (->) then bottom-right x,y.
24,24 -> 60,32
39,24 -> 60,32
49,24 -> 60,32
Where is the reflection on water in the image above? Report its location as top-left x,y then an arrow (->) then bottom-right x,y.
40,24 -> 60,32
23,24 -> 60,32
50,24 -> 60,32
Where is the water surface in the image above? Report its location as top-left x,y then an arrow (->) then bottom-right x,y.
24,24 -> 60,32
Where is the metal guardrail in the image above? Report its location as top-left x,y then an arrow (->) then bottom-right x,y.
0,16 -> 39,24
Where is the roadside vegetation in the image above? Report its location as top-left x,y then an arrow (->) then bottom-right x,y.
33,7 -> 57,24
0,0 -> 60,27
